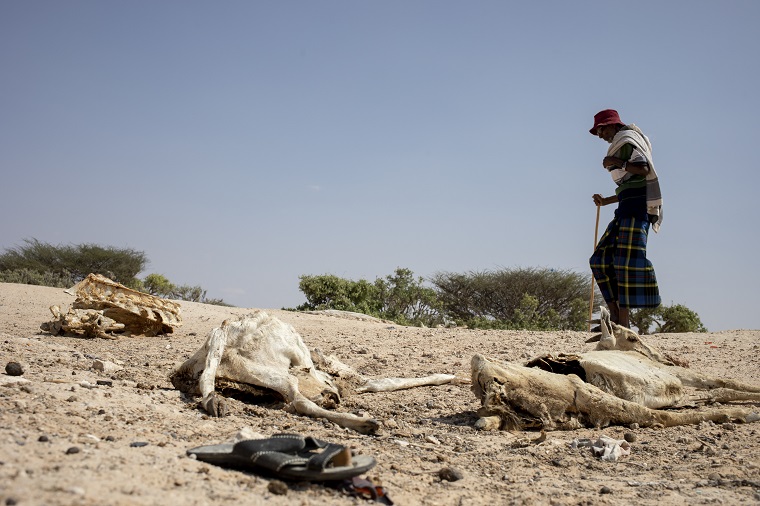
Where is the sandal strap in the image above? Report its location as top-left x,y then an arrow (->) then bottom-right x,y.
307,443 -> 346,470
233,433 -> 306,455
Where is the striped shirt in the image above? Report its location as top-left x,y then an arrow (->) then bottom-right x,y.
613,143 -> 649,220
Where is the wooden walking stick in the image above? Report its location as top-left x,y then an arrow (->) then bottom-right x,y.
588,203 -> 601,331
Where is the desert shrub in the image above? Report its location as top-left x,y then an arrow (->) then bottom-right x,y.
0,268 -> 75,288
631,304 -> 707,333
142,272 -> 231,305
0,238 -> 146,286
430,267 -> 595,331
297,268 -> 443,327
0,239 -> 229,306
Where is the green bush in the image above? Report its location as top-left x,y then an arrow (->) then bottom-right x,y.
430,267 -> 595,331
631,304 -> 707,333
297,268 -> 443,327
0,268 -> 75,288
0,238 -> 230,306
0,238 -> 146,286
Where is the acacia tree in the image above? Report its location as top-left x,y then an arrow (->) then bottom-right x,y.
0,238 -> 147,286
430,267 -> 594,330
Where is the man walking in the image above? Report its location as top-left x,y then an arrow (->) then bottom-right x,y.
589,109 -> 662,328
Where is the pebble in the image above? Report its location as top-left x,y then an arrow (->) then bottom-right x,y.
5,362 -> 24,376
65,446 -> 81,455
722,423 -> 736,431
130,441 -> 149,447
268,480 -> 288,495
600,486 -> 612,494
623,432 -> 637,443
38,435 -> 49,442
438,467 -> 464,482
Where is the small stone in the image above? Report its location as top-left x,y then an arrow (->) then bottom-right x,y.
600,486 -> 612,494
268,480 -> 288,495
438,467 -> 464,482
6,498 -> 19,506
92,359 -> 121,374
96,380 -> 113,387
65,446 -> 81,455
130,441 -> 149,447
623,432 -> 637,443
629,423 -> 639,430
722,423 -> 736,431
38,435 -> 49,442
5,362 -> 24,376
105,436 -> 116,442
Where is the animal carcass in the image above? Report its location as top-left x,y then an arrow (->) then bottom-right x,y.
170,311 -> 457,434
471,308 -> 760,431
40,273 -> 182,338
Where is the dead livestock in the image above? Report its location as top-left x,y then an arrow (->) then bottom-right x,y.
40,273 -> 182,338
170,311 -> 457,434
472,308 -> 760,431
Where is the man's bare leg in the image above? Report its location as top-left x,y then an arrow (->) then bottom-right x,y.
607,302 -> 620,324
618,306 -> 630,328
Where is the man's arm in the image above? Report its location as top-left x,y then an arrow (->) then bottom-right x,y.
593,193 -> 618,206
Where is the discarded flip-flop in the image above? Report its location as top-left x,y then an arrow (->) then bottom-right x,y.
187,433 -> 376,482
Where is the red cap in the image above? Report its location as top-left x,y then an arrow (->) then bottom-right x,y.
590,109 -> 624,135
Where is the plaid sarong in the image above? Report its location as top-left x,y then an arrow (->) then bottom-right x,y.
590,216 -> 660,308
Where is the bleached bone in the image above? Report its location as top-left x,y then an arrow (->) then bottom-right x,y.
40,273 -> 182,337
171,311 -> 459,434
472,307 -> 760,431
310,347 -> 457,393
40,305 -> 124,339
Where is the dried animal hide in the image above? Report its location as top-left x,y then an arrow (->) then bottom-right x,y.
40,273 -> 182,337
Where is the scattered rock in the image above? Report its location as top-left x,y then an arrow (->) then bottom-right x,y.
38,435 -> 49,442
438,467 -> 464,482
600,486 -> 612,494
722,423 -> 736,431
130,441 -> 149,447
65,446 -> 81,455
623,432 -> 637,443
5,362 -> 24,376
92,359 -> 122,374
268,480 -> 288,495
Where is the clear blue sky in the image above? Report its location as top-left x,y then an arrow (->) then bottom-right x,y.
2,1 -> 758,331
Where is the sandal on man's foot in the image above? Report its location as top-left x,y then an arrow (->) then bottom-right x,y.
187,433 -> 376,481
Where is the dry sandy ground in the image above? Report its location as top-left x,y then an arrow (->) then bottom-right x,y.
1,282 -> 759,506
